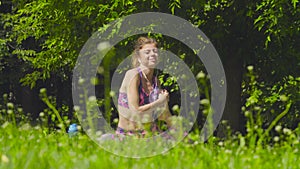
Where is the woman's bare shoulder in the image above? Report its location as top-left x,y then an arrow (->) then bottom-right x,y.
124,68 -> 139,79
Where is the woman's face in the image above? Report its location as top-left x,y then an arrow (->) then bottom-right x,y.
138,43 -> 158,68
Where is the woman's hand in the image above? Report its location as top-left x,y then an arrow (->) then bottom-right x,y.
158,89 -> 169,103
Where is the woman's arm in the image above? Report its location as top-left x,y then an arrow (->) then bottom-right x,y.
126,71 -> 167,115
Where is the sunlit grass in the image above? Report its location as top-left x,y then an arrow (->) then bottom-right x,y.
1,123 -> 299,169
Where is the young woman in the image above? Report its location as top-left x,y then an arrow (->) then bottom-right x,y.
116,36 -> 173,137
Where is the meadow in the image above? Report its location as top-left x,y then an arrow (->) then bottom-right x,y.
1,121 -> 299,169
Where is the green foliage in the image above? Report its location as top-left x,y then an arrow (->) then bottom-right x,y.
0,0 -> 299,151
168,0 -> 181,14
3,0 -> 139,88
242,66 -> 299,146
0,93 -> 29,127
253,0 -> 299,47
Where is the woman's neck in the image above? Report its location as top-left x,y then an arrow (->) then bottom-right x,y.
139,66 -> 153,74
139,66 -> 154,80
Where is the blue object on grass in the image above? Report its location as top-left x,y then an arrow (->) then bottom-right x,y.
68,123 -> 78,137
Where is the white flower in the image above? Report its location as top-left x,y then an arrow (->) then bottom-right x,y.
247,65 -> 254,71
6,102 -> 14,109
7,110 -> 13,114
88,96 -> 97,102
273,136 -> 280,142
78,78 -> 85,85
283,128 -> 292,135
74,105 -> 80,111
196,72 -> 205,79
218,141 -> 224,146
39,112 -> 45,117
275,125 -> 282,132
97,41 -> 111,51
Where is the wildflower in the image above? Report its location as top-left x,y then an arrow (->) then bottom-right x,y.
283,128 -> 292,135
202,109 -> 209,116
6,102 -> 14,109
279,95 -> 288,102
88,96 -> 97,102
196,72 -> 205,79
113,118 -> 119,124
97,41 -> 111,51
7,110 -> 13,114
1,154 -> 9,163
90,77 -> 99,85
247,65 -> 254,71
3,93 -> 8,99
200,99 -> 210,105
17,108 -> 23,113
172,105 -> 179,112
109,91 -> 115,97
74,105 -> 80,111
78,78 -> 85,85
57,123 -> 64,130
39,88 -> 47,94
221,120 -> 228,125
218,141 -> 224,146
244,111 -> 251,117
39,112 -> 45,117
65,120 -> 71,125
275,125 -> 282,132
273,136 -> 280,142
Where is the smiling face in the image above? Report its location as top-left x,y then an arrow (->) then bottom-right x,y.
138,43 -> 158,68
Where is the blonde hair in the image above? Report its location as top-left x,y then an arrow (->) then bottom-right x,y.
131,36 -> 158,68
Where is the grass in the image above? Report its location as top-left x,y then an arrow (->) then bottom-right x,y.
1,122 -> 299,169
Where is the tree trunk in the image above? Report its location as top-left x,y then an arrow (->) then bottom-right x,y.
219,48 -> 245,135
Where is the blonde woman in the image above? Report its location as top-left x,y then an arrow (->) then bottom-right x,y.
116,36 -> 173,137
